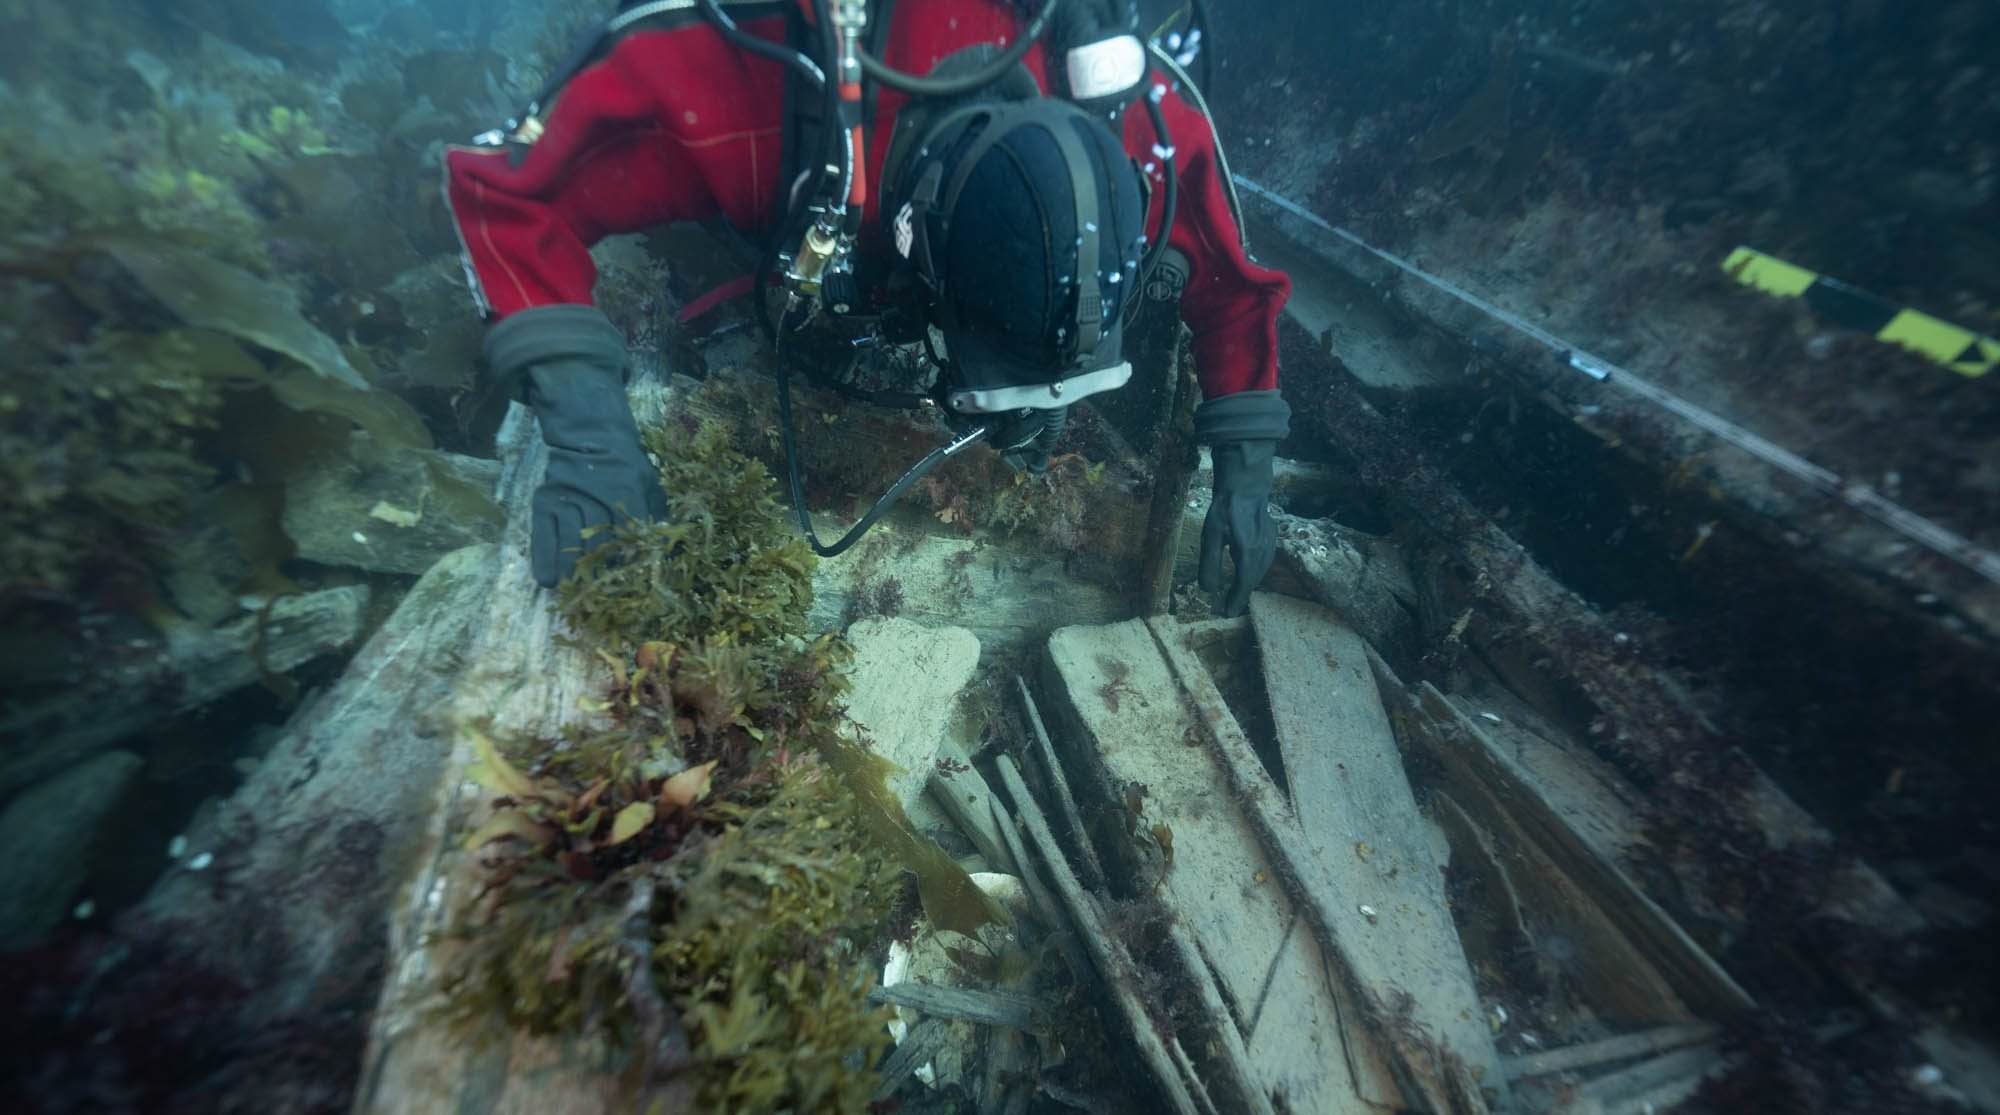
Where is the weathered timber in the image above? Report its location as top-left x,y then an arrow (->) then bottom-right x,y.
1403,679 -> 1755,1019
356,400 -> 680,1115
992,756 -> 1206,1115
1015,674 -> 1107,891
1248,592 -> 1505,1096
981,758 -> 1092,985
868,982 -> 1051,1034
980,1024 -> 1035,1115
1246,302 -> 1935,949
927,734 -> 1023,878
1248,199 -> 1999,651
872,1017 -> 954,1103
1427,792 -> 1539,992
1425,761 -> 1700,1022
1574,1045 -> 1725,1114
1504,1023 -> 1720,1079
1137,330 -> 1199,616
1157,921 -> 1283,1115
1142,604 -> 1497,1113
1045,618 -> 1405,1113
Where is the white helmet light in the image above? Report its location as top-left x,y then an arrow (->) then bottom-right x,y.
1065,34 -> 1146,103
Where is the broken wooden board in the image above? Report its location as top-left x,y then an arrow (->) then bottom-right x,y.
1248,593 -> 1504,1093
1144,599 -> 1501,1111
1400,680 -> 1756,1021
993,757 -> 1209,1115
1043,618 -> 1404,1114
1505,1022 -> 1720,1080
356,400 -> 680,1115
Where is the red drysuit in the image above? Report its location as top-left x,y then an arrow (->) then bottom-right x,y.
443,0 -> 1289,398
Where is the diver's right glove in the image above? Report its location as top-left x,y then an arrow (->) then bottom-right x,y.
484,305 -> 668,588
1194,390 -> 1290,618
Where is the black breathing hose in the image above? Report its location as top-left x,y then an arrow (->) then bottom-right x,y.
858,0 -> 1061,97
697,0 -> 827,88
1135,73 -> 1178,300
519,19 -> 612,122
775,330 -> 989,557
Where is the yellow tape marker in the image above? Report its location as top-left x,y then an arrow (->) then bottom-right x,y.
1878,310 -> 1996,378
1722,246 -> 1995,378
1722,247 -> 1817,297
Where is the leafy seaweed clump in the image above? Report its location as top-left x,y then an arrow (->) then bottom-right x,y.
445,424 -> 904,1112
678,370 -> 1138,557
654,755 -> 898,1112
555,422 -> 817,655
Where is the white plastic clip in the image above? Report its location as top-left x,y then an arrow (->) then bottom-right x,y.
1567,350 -> 1613,381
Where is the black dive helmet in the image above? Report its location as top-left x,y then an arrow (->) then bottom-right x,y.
471,1 -> 1187,554
731,0 -> 1174,556
882,74 -> 1149,422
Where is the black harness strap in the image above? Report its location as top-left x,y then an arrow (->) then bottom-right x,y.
914,100 -> 1112,368
1041,113 -> 1104,362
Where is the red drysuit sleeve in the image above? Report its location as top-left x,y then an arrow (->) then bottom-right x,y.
443,1 -> 1288,401
442,16 -> 792,317
1127,86 -> 1292,399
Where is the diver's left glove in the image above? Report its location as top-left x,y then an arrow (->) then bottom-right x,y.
1194,390 -> 1290,618
484,305 -> 669,588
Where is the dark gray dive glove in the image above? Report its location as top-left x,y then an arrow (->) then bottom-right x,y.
485,305 -> 667,588
1193,390 -> 1290,618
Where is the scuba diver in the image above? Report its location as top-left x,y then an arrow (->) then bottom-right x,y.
443,0 -> 1292,617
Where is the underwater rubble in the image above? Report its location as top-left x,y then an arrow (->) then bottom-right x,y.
2,1 -> 1996,1113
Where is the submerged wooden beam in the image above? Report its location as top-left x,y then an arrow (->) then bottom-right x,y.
992,756 -> 1206,1115
868,983 -> 1051,1034
1504,1023 -> 1721,1079
1045,618 -> 1403,1113
1403,680 -> 1756,1019
1015,675 -> 1107,891
1144,604 -> 1499,1113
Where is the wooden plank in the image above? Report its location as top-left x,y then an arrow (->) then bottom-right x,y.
927,734 -> 1020,876
1575,1046 -> 1724,1112
1252,908 -> 1406,1111
992,757 -> 1205,1115
1408,683 -> 1756,1018
868,983 -> 1051,1034
1045,621 -> 1391,1113
1434,778 -> 1696,1024
872,1017 -> 953,1103
358,405 -> 661,1114
1143,612 -> 1494,1112
1015,675 -> 1107,891
1505,1023 -> 1719,1079
1251,596 -> 1503,1094
1252,592 -> 1403,837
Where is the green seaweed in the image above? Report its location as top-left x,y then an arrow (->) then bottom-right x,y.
681,370 -> 1139,559
442,425 -> 919,1111
555,423 -> 816,656
817,736 -> 1010,940
97,236 -> 368,390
